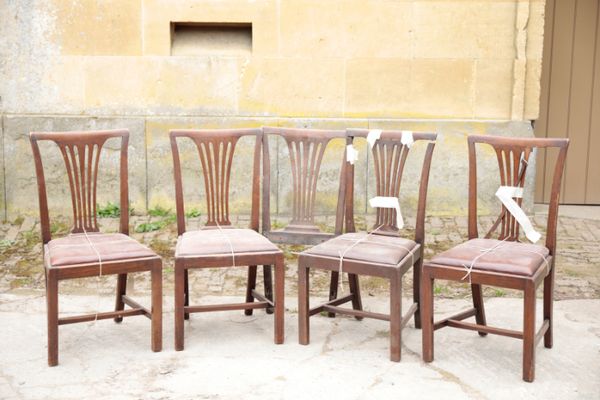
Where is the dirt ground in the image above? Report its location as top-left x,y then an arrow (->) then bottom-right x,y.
1,208 -> 598,301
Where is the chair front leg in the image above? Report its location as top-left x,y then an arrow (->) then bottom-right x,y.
114,273 -> 127,323
471,283 -> 488,336
421,268 -> 434,362
390,271 -> 402,362
263,265 -> 274,314
46,269 -> 59,367
523,284 -> 537,382
244,265 -> 258,316
174,261 -> 185,351
298,262 -> 310,345
151,262 -> 163,352
348,273 -> 363,321
273,256 -> 285,344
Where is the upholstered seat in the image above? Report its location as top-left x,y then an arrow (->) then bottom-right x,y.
428,238 -> 550,277
303,232 -> 417,266
47,233 -> 156,267
176,228 -> 280,258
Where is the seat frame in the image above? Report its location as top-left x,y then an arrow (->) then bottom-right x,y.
30,129 -> 162,367
170,128 -> 284,351
421,134 -> 569,382
298,129 -> 437,361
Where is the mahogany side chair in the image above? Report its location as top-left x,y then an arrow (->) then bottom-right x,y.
421,135 -> 569,382
30,129 -> 163,367
298,129 -> 437,361
170,128 -> 285,351
249,127 -> 360,318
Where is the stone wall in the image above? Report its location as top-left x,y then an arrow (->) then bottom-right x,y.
0,0 -> 546,221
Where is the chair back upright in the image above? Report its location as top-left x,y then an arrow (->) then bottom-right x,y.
30,129 -> 130,244
170,128 -> 263,236
261,127 -> 351,245
467,135 -> 569,255
346,129 -> 437,246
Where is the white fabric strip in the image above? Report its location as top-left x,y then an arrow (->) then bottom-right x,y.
369,196 -> 404,229
495,186 -> 541,243
401,130 -> 414,148
346,144 -> 359,165
366,129 -> 382,148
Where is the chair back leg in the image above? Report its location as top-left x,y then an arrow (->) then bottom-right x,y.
348,273 -> 363,320
114,273 -> 127,323
421,268 -> 435,362
327,271 -> 339,318
298,264 -> 310,345
543,269 -> 555,348
471,283 -> 488,337
273,256 -> 285,344
245,265 -> 258,316
151,263 -> 163,352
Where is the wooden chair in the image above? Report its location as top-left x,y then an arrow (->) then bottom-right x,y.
30,129 -> 162,366
421,135 -> 569,382
298,129 -> 437,361
249,127 -> 359,317
170,128 -> 285,350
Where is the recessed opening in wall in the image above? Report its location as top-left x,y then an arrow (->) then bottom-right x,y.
171,22 -> 252,56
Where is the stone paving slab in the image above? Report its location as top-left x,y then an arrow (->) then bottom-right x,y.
0,294 -> 598,399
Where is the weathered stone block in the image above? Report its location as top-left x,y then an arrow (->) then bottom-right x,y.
3,116 -> 146,220
409,59 -> 475,118
474,59 -> 514,119
279,0 -> 412,58
84,57 -> 239,116
345,59 -> 411,117
51,0 -> 142,56
239,58 -> 345,117
413,1 -> 516,59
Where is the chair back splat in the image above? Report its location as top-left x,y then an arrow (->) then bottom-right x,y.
170,129 -> 262,236
467,135 -> 569,254
346,129 -> 437,245
262,127 -> 350,245
30,129 -> 130,244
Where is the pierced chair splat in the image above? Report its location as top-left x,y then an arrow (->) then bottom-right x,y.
421,134 -> 569,382
30,129 -> 163,367
298,129 -> 437,362
248,126 -> 358,317
170,128 -> 285,351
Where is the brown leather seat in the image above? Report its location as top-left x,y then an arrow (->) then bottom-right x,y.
303,232 -> 417,266
176,228 -> 280,258
428,238 -> 550,277
47,233 -> 156,267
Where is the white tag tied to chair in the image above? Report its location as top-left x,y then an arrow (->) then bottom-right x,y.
401,131 -> 414,148
495,186 -> 541,243
369,196 -> 404,229
346,144 -> 359,165
366,129 -> 382,148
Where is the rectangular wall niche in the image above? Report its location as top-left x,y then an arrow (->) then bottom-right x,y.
171,22 -> 252,56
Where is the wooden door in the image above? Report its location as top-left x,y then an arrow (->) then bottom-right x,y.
536,0 -> 600,204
